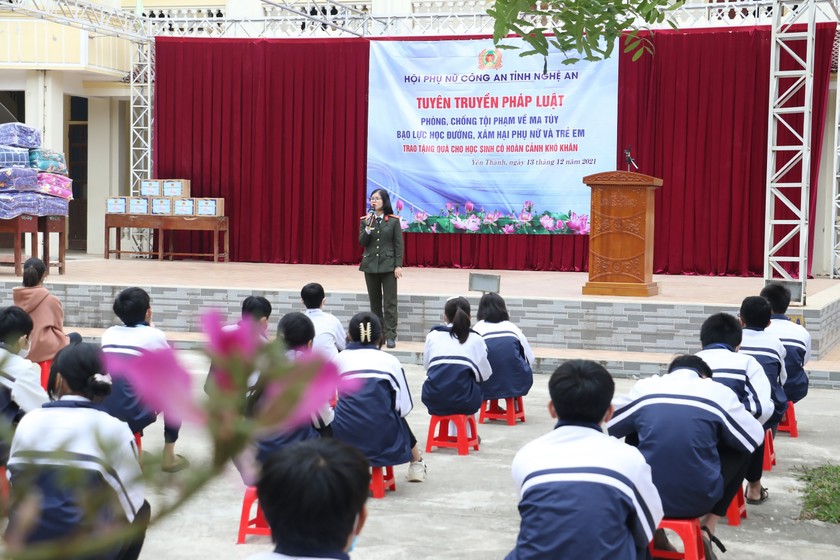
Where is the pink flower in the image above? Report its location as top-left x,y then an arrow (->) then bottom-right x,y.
400,218 -> 409,230
519,211 -> 533,222
395,198 -> 404,212
523,200 -> 534,212
104,347 -> 206,425
202,310 -> 260,361
465,215 -> 481,232
503,224 -> 515,234
540,215 -> 555,231
256,351 -> 360,431
556,219 -> 565,231
451,216 -> 467,230
465,201 -> 474,213
413,211 -> 428,223
445,202 -> 456,213
483,211 -> 501,224
430,224 -> 437,233
568,212 -> 589,235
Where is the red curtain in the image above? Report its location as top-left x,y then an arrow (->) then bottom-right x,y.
618,25 -> 834,276
154,28 -> 834,274
155,37 -> 369,264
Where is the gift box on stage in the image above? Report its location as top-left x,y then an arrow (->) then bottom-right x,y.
173,198 -> 196,216
128,197 -> 149,214
0,145 -> 30,168
29,149 -> 68,175
140,179 -> 162,197
195,198 -> 224,216
107,197 -> 128,214
0,123 -> 41,149
151,197 -> 173,215
162,179 -> 191,198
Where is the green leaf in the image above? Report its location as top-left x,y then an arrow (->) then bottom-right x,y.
631,47 -> 645,61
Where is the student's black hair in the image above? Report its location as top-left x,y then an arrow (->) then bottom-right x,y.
347,312 -> 383,347
444,297 -> 472,344
668,354 -> 713,379
760,283 -> 792,315
48,342 -> 111,402
370,188 -> 395,215
301,283 -> 326,310
476,292 -> 510,323
113,287 -> 151,326
257,438 -> 370,553
0,306 -> 33,347
548,360 -> 614,424
241,296 -> 272,321
699,313 -> 742,348
277,312 -> 315,350
740,296 -> 771,330
22,257 -> 46,288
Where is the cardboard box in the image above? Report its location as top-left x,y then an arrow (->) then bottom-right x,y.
195,198 -> 225,217
128,197 -> 149,214
162,179 -> 191,198
140,180 -> 162,197
173,198 -> 196,216
106,197 -> 127,214
151,197 -> 173,215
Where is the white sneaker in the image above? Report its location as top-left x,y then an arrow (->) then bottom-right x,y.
407,459 -> 426,482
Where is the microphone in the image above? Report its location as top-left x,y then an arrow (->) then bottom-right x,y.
367,207 -> 375,226
624,145 -> 639,170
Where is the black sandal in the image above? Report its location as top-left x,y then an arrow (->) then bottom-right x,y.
745,486 -> 769,505
701,526 -> 726,559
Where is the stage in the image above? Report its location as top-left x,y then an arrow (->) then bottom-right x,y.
3,257 -> 839,387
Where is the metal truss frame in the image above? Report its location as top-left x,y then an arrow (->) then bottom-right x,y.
2,1 -> 839,289
764,0 -> 839,304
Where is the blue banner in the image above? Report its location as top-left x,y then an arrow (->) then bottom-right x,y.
366,38 -> 618,235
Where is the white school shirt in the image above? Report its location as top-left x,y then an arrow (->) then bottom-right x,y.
0,346 -> 49,412
305,308 -> 347,361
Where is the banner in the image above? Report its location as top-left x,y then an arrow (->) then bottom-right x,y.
366,38 -> 618,235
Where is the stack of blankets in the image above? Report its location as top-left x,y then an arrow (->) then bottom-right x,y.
0,123 -> 71,218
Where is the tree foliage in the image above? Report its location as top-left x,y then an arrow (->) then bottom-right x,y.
486,0 -> 685,68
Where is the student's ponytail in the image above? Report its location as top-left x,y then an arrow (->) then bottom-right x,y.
22,257 -> 46,288
444,297 -> 471,344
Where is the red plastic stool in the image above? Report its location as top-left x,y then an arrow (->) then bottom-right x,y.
369,466 -> 396,499
649,518 -> 706,560
778,402 -> 799,437
725,489 -> 747,526
762,429 -> 776,471
237,486 -> 271,544
425,414 -> 479,455
479,397 -> 526,426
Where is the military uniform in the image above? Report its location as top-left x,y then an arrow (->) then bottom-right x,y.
359,213 -> 403,341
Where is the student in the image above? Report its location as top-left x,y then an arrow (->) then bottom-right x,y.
608,355 -> 763,555
204,295 -> 272,395
301,282 -> 346,360
332,312 -> 426,482
472,293 -> 534,403
761,282 -> 812,403
6,342 -> 149,560
0,306 -> 49,415
695,313 -> 773,425
12,257 -> 69,388
247,438 -> 369,560
422,297 -> 492,418
738,296 -> 788,506
235,312 -> 331,486
507,360 -> 663,559
99,287 -> 188,473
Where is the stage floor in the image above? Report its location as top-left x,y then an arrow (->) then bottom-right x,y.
26,256 -> 840,307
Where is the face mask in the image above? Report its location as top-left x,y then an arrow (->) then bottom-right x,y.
348,535 -> 359,553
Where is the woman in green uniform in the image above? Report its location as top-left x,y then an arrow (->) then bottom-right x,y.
359,189 -> 403,348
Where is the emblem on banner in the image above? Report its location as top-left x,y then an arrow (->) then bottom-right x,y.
478,48 -> 503,70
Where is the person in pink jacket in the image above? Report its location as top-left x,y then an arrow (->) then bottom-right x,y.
12,257 -> 68,388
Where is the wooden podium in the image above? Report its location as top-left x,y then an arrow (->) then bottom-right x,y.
582,171 -> 663,297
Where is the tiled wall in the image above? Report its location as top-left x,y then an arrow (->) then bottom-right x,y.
0,281 -> 833,361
